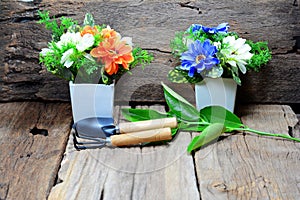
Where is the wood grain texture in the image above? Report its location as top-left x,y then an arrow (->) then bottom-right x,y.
0,102 -> 72,200
0,0 -> 299,103
48,105 -> 200,200
194,105 -> 300,200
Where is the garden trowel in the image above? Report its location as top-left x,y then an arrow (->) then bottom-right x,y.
73,117 -> 177,149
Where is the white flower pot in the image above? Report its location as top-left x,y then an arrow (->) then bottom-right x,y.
195,78 -> 237,112
69,81 -> 115,123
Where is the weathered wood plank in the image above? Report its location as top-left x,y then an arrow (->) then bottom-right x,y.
0,0 -> 299,104
0,102 -> 72,200
48,105 -> 200,200
194,105 -> 300,199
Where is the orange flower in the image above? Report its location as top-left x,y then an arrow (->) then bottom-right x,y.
101,26 -> 119,39
90,36 -> 134,75
81,25 -> 98,36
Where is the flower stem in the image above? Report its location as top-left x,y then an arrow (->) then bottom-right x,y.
235,127 -> 300,142
180,120 -> 210,126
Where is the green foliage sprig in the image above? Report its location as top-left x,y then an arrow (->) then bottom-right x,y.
246,41 -> 272,71
130,47 -> 154,69
122,83 -> 300,153
37,11 -> 77,42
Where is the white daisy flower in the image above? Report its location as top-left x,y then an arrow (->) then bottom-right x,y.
40,48 -> 53,56
60,48 -> 74,68
76,33 -> 95,52
221,36 -> 253,74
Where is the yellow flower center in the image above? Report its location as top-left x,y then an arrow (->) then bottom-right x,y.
196,54 -> 206,63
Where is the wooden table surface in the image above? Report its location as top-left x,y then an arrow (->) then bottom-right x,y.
1,102 -> 299,200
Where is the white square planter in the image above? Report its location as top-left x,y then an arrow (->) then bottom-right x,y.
195,78 -> 237,112
69,81 -> 115,123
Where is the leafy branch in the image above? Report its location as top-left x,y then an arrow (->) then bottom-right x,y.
37,10 -> 77,42
121,83 -> 300,153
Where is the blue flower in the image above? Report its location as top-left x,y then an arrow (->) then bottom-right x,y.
180,40 -> 220,77
202,23 -> 229,34
190,24 -> 202,33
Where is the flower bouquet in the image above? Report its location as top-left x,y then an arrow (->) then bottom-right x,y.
169,23 -> 271,111
38,11 -> 153,122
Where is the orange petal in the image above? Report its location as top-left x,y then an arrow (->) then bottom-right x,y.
105,62 -> 118,75
114,58 -> 122,64
90,47 -> 107,58
81,25 -> 98,36
122,62 -> 129,70
105,62 -> 113,75
102,28 -> 119,39
122,53 -> 134,63
118,44 -> 132,55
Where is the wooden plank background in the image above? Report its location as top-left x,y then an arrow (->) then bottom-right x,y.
0,0 -> 299,104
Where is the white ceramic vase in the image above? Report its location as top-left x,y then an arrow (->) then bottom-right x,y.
195,78 -> 237,112
69,81 -> 115,123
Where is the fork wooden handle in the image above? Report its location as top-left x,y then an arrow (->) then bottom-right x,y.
118,117 -> 177,133
110,127 -> 172,146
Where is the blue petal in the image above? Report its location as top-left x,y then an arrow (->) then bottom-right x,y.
190,43 -> 197,54
193,41 -> 203,55
203,57 -> 220,70
191,24 -> 202,33
208,28 -> 217,34
202,40 -> 211,51
216,23 -> 229,33
181,60 -> 193,69
181,53 -> 196,61
188,67 -> 196,77
196,62 -> 205,72
201,23 -> 230,34
202,40 -> 217,56
206,45 -> 218,56
212,57 -> 220,64
202,26 -> 210,33
194,40 -> 204,55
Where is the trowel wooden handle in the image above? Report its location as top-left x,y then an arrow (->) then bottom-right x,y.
118,117 -> 177,133
110,127 -> 172,146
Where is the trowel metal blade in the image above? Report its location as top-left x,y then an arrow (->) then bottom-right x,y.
75,117 -> 115,139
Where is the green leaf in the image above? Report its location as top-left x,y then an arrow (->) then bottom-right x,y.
179,123 -> 208,132
122,108 -> 179,137
232,73 -> 241,86
161,82 -> 201,122
187,123 -> 226,153
121,108 -> 169,122
168,69 -> 189,83
168,68 -> 203,84
171,128 -> 179,136
200,106 -> 243,129
84,13 -> 95,27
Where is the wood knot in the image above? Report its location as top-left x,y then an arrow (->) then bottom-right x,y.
30,127 -> 48,136
212,182 -> 227,192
